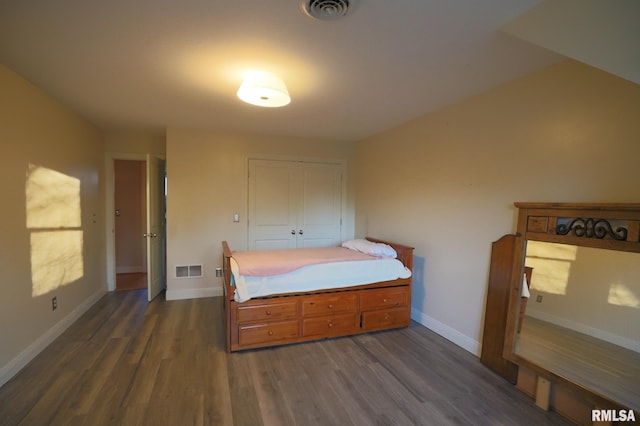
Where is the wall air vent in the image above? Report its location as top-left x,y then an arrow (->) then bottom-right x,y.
175,265 -> 203,278
300,0 -> 353,21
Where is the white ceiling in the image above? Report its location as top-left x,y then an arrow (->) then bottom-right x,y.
0,0 -> 635,141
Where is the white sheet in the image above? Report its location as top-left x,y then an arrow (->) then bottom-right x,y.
231,256 -> 411,302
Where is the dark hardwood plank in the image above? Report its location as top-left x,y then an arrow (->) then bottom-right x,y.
0,290 -> 573,425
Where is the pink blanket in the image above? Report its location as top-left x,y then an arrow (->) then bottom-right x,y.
232,247 -> 376,276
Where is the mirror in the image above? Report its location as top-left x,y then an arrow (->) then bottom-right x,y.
514,240 -> 640,410
497,203 -> 640,413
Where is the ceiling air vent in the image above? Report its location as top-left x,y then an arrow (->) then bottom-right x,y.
300,0 -> 352,21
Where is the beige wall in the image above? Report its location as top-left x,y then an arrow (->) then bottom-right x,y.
355,60 -> 640,354
0,65 -> 106,382
105,131 -> 166,156
165,128 -> 357,300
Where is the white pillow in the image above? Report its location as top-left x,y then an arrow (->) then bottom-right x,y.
341,239 -> 397,258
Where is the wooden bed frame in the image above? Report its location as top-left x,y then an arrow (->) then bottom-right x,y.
222,238 -> 414,352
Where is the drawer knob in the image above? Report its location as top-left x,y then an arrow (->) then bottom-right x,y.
328,322 -> 333,328
384,314 -> 389,320
266,310 -> 272,316
383,298 -> 388,303
268,331 -> 274,336
328,304 -> 333,309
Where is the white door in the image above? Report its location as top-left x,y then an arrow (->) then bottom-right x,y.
146,155 -> 166,301
297,162 -> 342,248
248,160 -> 298,250
248,159 -> 342,250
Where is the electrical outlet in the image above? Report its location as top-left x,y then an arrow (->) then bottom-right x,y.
215,267 -> 222,277
536,295 -> 543,303
52,296 -> 57,311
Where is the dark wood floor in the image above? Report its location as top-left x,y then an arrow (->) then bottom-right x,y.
515,316 -> 640,411
0,290 -> 572,425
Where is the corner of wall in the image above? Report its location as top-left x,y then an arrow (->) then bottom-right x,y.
165,285 -> 223,301
411,307 -> 481,356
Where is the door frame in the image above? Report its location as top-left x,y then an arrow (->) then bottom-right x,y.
145,154 -> 167,301
105,152 -> 165,292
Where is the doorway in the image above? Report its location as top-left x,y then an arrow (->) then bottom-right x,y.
106,153 -> 166,300
114,159 -> 147,291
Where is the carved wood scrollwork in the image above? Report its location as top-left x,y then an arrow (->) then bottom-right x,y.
556,217 -> 628,241
513,203 -> 640,253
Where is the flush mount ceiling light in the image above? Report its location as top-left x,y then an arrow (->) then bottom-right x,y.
237,71 -> 291,108
300,0 -> 353,21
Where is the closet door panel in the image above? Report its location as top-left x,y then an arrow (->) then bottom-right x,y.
248,159 -> 343,249
298,163 -> 342,248
248,160 -> 297,250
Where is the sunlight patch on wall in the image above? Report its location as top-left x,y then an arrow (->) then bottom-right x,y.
30,231 -> 84,297
26,165 -> 81,228
26,164 -> 84,297
525,241 -> 578,295
608,284 -> 640,309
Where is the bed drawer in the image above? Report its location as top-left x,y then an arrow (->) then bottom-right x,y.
236,301 -> 297,323
302,313 -> 359,337
238,320 -> 299,346
302,293 -> 358,317
361,307 -> 410,331
360,287 -> 409,310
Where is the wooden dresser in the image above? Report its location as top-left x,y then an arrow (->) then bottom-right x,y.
229,284 -> 411,351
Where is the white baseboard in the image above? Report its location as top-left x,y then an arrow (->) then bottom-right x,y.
165,286 -> 223,301
0,288 -> 106,388
411,307 -> 481,356
526,309 -> 640,353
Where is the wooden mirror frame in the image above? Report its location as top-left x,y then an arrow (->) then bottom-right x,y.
503,202 -> 640,410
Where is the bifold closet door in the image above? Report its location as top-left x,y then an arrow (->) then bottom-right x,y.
248,159 -> 342,250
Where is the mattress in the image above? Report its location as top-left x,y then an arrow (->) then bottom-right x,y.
230,255 -> 411,302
